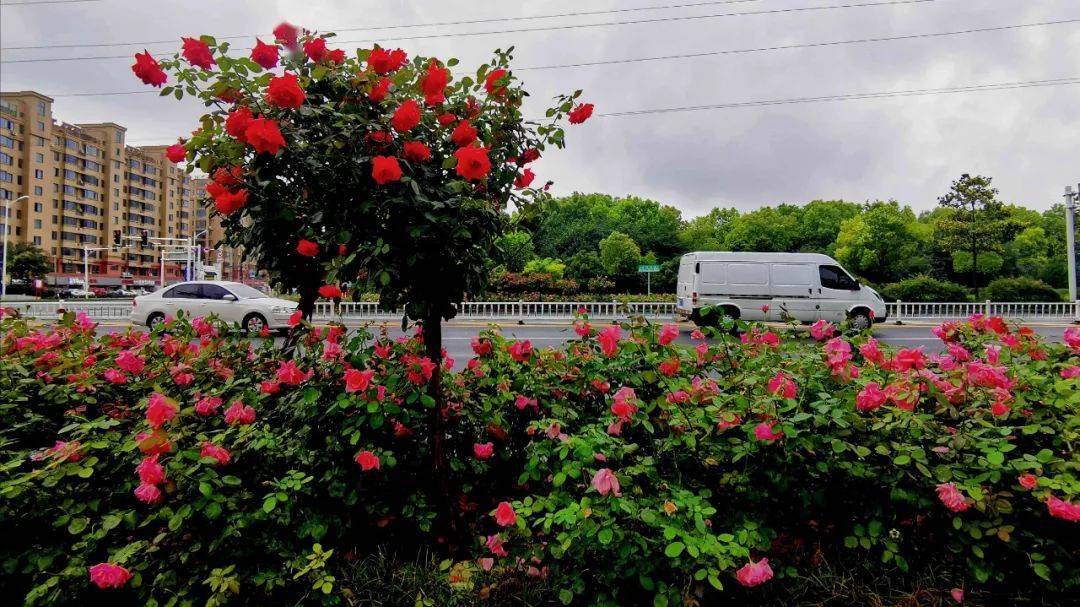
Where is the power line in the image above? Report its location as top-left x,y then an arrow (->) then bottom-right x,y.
120,77 -> 1079,143
1,0 -> 765,50
41,18 -> 1080,98
0,0 -> 943,64
0,0 -> 101,6
518,19 -> 1080,70
592,77 -> 1080,118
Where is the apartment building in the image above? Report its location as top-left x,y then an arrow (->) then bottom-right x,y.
0,90 -> 258,289
190,177 -> 261,284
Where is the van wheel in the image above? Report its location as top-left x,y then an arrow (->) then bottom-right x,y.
849,310 -> 872,331
243,313 -> 268,334
146,312 -> 165,328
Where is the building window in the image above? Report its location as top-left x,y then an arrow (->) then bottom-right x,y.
34,169 -> 43,179
36,121 -> 45,132
34,153 -> 44,163
34,219 -> 42,229
33,202 -> 42,212
33,186 -> 43,195
33,236 -> 42,245
37,101 -> 47,116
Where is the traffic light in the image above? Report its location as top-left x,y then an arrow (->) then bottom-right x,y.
141,230 -> 149,246
112,229 -> 121,246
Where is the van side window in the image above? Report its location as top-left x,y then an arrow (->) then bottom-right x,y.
819,265 -> 859,290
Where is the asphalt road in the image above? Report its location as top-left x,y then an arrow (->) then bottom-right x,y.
84,320 -> 1070,370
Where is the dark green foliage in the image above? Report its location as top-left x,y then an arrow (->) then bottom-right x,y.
880,275 -> 970,302
983,278 -> 1064,302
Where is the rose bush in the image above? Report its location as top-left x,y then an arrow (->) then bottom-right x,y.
1,308 -> 1077,605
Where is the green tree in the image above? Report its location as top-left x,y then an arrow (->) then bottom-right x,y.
565,251 -> 604,281
677,207 -> 739,251
797,200 -> 861,253
532,193 -> 681,259
1006,226 -> 1051,281
722,206 -> 802,252
7,242 -> 52,283
834,201 -> 926,283
598,231 -> 641,279
522,257 -> 566,279
935,174 -> 1015,298
494,231 -> 535,273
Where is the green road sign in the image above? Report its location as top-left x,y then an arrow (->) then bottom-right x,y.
637,264 -> 660,273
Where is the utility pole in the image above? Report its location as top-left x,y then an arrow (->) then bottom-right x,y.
1,195 -> 29,301
1067,185 -> 1078,303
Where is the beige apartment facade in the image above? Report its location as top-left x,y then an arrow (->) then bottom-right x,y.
0,90 -> 259,290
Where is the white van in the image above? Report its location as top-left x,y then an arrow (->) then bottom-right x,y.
676,252 -> 886,329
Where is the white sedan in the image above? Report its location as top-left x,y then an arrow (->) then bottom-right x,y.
131,281 -> 298,333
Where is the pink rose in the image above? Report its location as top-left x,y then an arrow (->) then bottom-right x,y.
591,468 -> 621,497
936,482 -> 970,513
754,422 -> 782,442
473,442 -> 495,460
855,382 -> 886,413
344,368 -> 376,393
486,533 -> 507,557
223,400 -> 256,425
88,562 -> 132,589
200,442 -> 231,466
597,325 -> 621,358
1046,494 -> 1080,522
767,372 -> 796,399
735,558 -> 773,587
136,454 -> 165,485
194,395 -> 223,416
134,482 -> 162,504
494,501 -> 516,527
145,393 -> 176,428
658,323 -> 679,345
355,450 -> 380,471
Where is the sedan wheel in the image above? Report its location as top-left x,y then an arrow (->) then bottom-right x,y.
244,313 -> 267,334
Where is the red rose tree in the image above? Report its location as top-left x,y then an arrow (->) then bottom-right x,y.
139,28 -> 590,357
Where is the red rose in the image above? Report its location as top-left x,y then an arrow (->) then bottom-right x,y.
484,68 -> 509,98
451,120 -> 477,147
437,113 -> 457,127
454,146 -> 491,181
403,141 -> 431,163
165,143 -> 186,164
303,37 -> 327,62
131,50 -> 167,87
250,39 -> 279,69
355,450 -> 380,471
371,156 -> 403,185
225,106 -> 254,139
273,22 -> 300,49
568,102 -> 594,124
206,181 -> 226,199
244,118 -> 286,155
181,37 -> 215,70
338,244 -> 348,256
214,189 -> 248,215
391,99 -> 422,133
368,47 -> 407,74
319,284 -> 342,299
296,239 -> 319,257
213,166 -> 243,188
327,49 -> 346,64
518,148 -> 541,165
369,77 -> 391,102
266,73 -> 306,109
513,168 -> 535,189
367,131 -> 394,147
420,60 -> 449,105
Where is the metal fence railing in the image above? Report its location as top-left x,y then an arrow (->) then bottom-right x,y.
5,299 -> 1079,324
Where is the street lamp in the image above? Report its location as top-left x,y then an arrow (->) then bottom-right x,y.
1067,185 -> 1079,303
1,194 -> 30,302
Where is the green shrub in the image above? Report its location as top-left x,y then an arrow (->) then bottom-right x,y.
983,277 -> 1064,302
523,258 -> 567,280
2,310 -> 1078,605
879,275 -> 970,302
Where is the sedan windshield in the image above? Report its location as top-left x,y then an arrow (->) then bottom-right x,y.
226,283 -> 268,299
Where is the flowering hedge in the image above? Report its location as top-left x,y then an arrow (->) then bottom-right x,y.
1,309 -> 1077,605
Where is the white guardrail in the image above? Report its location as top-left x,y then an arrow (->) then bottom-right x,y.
2,299 -> 1078,324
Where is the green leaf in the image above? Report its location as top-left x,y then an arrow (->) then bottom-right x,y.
664,542 -> 685,558
598,528 -> 614,545
986,450 -> 1004,466
558,589 -> 573,605
263,497 -> 278,513
67,517 -> 88,535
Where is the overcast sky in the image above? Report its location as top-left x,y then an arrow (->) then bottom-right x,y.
2,0 -> 1077,215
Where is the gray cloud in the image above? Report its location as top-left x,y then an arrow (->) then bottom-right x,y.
3,0 -> 1077,216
